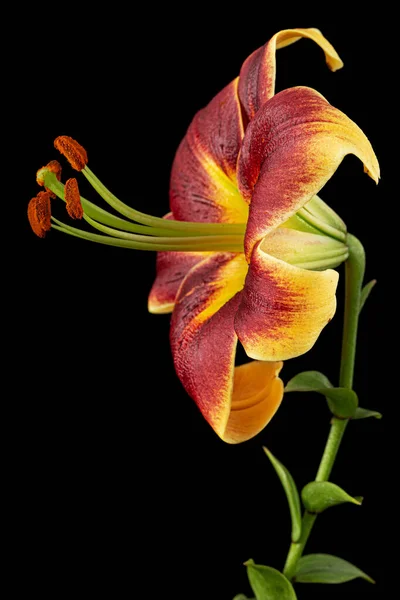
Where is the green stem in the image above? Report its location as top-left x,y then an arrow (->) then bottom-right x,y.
283,234 -> 365,581
339,235 -> 366,389
315,418 -> 347,482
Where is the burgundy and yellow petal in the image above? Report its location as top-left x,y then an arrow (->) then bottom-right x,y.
238,86 -> 380,260
239,28 -> 343,121
170,79 -> 248,224
148,212 -> 212,314
148,250 -> 213,314
170,253 -> 283,443
234,240 -> 339,361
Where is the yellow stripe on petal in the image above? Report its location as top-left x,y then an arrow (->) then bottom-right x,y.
170,252 -> 285,443
223,361 -> 284,444
170,78 -> 248,224
235,242 -> 339,361
170,253 -> 248,438
274,28 -> 343,70
239,28 -> 343,120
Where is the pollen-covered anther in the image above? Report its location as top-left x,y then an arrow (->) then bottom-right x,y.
54,136 -> 88,171
28,191 -> 52,238
65,177 -> 83,219
36,160 -> 62,198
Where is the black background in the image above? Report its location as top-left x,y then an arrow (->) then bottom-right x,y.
18,7 -> 386,599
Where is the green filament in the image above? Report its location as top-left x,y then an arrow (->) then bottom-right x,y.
82,166 -> 246,235
51,217 -> 244,252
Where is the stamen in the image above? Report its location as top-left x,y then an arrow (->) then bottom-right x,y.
51,134 -> 245,235
64,178 -> 83,219
36,160 -> 62,199
51,217 -> 244,252
83,212 -> 244,250
54,136 -> 88,171
44,170 -> 246,238
82,165 -> 247,236
28,191 -> 52,238
43,171 -> 181,236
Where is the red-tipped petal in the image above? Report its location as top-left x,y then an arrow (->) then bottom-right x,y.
170,78 -> 248,224
235,241 -> 339,361
170,253 -> 283,443
238,86 -> 379,260
239,28 -> 343,121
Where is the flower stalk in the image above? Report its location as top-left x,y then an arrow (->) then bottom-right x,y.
283,234 -> 366,581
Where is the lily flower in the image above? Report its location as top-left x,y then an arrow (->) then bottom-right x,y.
28,29 -> 379,444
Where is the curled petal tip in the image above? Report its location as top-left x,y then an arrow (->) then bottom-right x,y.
54,136 -> 88,171
364,162 -> 380,184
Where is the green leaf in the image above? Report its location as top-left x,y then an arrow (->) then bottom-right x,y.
233,595 -> 254,600
323,388 -> 358,418
352,407 -> 382,420
246,560 -> 297,599
293,554 -> 374,584
360,279 -> 377,313
285,371 -> 333,392
285,371 -> 358,418
263,448 -> 302,543
301,481 -> 362,513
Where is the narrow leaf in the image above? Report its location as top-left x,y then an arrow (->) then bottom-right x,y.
293,554 -> 374,584
285,371 -> 333,392
246,560 -> 297,600
285,372 -> 358,418
301,481 -> 362,513
352,407 -> 382,420
263,448 -> 302,542
360,279 -> 376,313
233,595 -> 254,600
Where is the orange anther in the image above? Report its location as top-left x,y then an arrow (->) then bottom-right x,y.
65,178 -> 83,219
28,191 -> 52,238
54,136 -> 88,171
36,160 -> 62,186
36,160 -> 62,198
